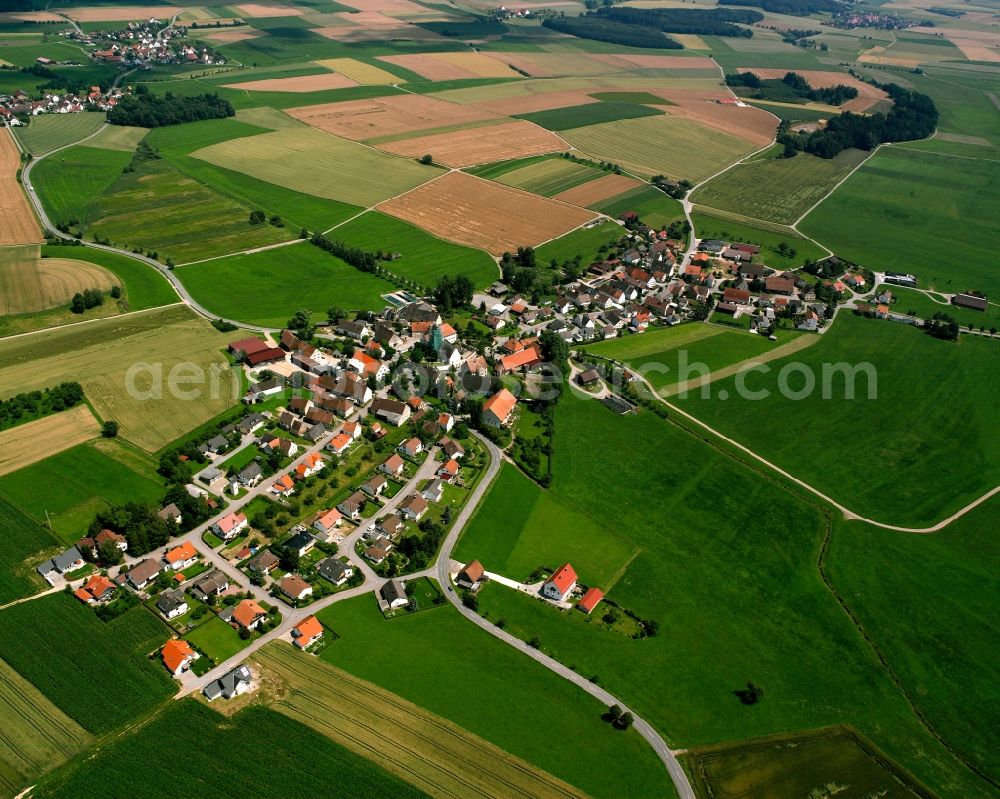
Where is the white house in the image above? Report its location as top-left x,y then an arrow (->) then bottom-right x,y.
542,563 -> 577,602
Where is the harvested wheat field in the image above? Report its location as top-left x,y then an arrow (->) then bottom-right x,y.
378,52 -> 520,81
53,5 -> 181,21
199,28 -> 265,43
0,405 -> 100,477
224,73 -> 358,92
646,88 -> 777,146
336,0 -> 430,13
0,130 -> 43,246
287,94 -> 498,140
0,246 -> 118,316
472,90 -> 600,116
313,58 -> 402,85
593,53 -> 716,70
481,52 -> 629,79
553,173 -> 644,207
233,2 -> 302,16
738,68 -> 888,111
378,119 -> 567,168
377,171 -> 595,255
0,11 -> 64,22
315,19 -> 440,41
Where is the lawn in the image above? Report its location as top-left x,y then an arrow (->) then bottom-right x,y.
258,642 -> 592,799
317,595 -> 672,799
190,127 -> 440,207
563,115 -> 758,181
330,211 -> 498,289
686,727 -> 935,799
454,389 -> 991,797
31,145 -> 132,228
0,496 -> 58,605
515,100 -> 664,131
490,157 -> 603,197
0,441 -> 164,544
184,614 -> 246,664
593,185 -> 684,228
90,158 -> 294,264
0,658 -> 91,799
827,496 -> 1000,786
0,595 -> 174,734
0,305 -> 241,453
535,220 -> 621,267
693,148 -> 871,225
690,210 -> 826,269
881,285 -> 1000,330
175,242 -> 397,327
676,314 -> 1000,526
30,701 -> 431,799
799,147 -> 1000,297
14,113 -> 106,155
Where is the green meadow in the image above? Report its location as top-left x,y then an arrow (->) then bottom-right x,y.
535,220 -> 621,266
800,147 -> 1000,296
0,496 -> 58,605
40,245 -> 177,311
317,596 -> 672,799
594,185 -> 684,228
516,101 -> 664,131
31,146 -> 132,228
15,114 -> 106,156
690,211 -> 827,269
175,242 -> 396,327
456,389 -> 992,797
676,314 -> 1000,526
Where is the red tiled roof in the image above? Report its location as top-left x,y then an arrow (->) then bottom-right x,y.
577,587 -> 604,614
546,563 -> 577,596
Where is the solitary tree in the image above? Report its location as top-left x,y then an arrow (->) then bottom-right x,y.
102,420 -> 119,438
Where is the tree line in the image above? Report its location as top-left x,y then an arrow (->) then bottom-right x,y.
727,71 -> 858,105
0,382 -> 84,433
107,86 -> 234,128
597,6 -> 762,37
721,0 -> 836,15
542,16 -> 682,49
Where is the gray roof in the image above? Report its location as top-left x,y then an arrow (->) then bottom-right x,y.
38,546 -> 84,575
238,462 -> 263,482
285,531 -> 315,553
156,590 -> 187,615
318,557 -> 350,583
203,664 -> 252,701
381,579 -> 407,604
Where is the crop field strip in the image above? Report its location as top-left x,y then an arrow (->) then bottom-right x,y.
259,644 -> 590,799
0,405 -> 101,478
0,657 -> 91,797
0,129 -> 42,246
312,58 -> 403,85
552,173 -> 645,207
13,114 -> 106,156
0,247 -> 119,316
490,158 -> 604,197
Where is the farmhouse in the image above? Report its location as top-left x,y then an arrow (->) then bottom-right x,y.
456,560 -> 485,591
229,337 -> 271,358
161,639 -> 199,677
482,388 -> 517,428
292,615 -> 324,649
371,397 -> 411,426
245,347 -> 287,367
203,664 -> 252,702
542,563 -> 577,602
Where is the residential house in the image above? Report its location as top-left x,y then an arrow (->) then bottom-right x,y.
438,459 -> 459,483
312,508 -> 343,537
349,349 -> 389,381
542,563 -> 577,602
203,664 -> 252,701
380,454 -> 405,477
228,599 -> 267,631
261,437 -> 298,459
422,478 -> 445,503
284,531 -> 315,558
244,379 -> 283,404
295,452 -> 325,480
270,474 -> 295,497
190,570 -> 228,601
215,511 -> 248,541
73,574 -> 116,604
328,432 -> 353,456
399,494 -> 428,522
292,615 -> 324,649
381,579 -> 408,610
279,574 -> 313,602
156,589 -> 189,620
364,538 -> 393,565
456,560 -> 485,591
161,639 -> 198,676
482,388 -> 517,428
157,504 -> 182,525
439,436 -> 465,460
95,529 -> 128,554
337,491 -> 366,521
238,413 -> 268,435
238,462 -> 263,487
577,587 -> 604,614
318,557 -> 353,586
378,514 -> 405,539
363,473 -> 388,498
246,550 -> 279,576
164,541 -> 199,571
399,437 -> 423,458
342,421 -> 362,440
126,559 -> 161,590
370,398 -> 411,427
199,434 -> 229,456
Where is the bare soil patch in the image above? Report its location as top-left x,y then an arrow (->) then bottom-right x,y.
224,73 -> 358,92
337,0 -> 430,13
376,53 -> 479,81
552,173 -> 644,207
233,3 -> 303,17
0,129 -> 42,246
377,171 -> 596,256
648,88 -> 777,145
377,119 -> 567,167
200,28 -> 265,43
54,5 -> 181,21
287,94 -> 498,140
0,11 -> 64,22
0,405 -> 100,477
593,53 -> 716,69
472,90 -> 600,115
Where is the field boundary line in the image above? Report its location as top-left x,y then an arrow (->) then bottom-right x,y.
791,143 -> 885,227
0,301 -> 184,342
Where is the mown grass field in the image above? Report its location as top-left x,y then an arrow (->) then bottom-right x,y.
516,100 -> 664,131
86,125 -> 148,152
0,496 -> 58,606
31,701 -> 430,799
0,245 -> 117,316
564,115 -> 758,180
828,497 -> 1000,786
40,245 -> 178,310
686,727 -> 935,799
691,211 -> 826,269
331,211 -> 498,289
317,596 -> 672,799
90,158 -> 294,264
31,145 -> 132,228
0,595 -> 174,734
534,219 -> 620,266
594,185 -> 684,228
457,390 -> 992,797
693,148 -> 870,225
14,113 -> 105,155
491,157 -> 602,197
258,642 -> 591,799
800,147 -> 1000,297
0,657 -> 91,799
175,242 -> 396,327
881,285 -> 1000,329
0,441 -> 163,544
191,127 -> 439,207
677,314 -> 1000,526
0,305 -> 240,453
